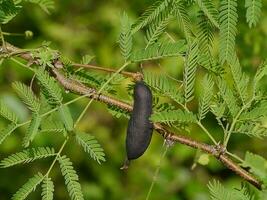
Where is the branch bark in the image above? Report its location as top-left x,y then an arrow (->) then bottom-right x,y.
2,43 -> 262,190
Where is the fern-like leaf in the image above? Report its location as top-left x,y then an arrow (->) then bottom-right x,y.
119,12 -> 132,61
58,155 -> 84,200
144,71 -> 184,104
208,179 -> 252,200
234,122 -> 267,138
229,56 -> 249,105
12,82 -> 41,113
242,151 -> 267,179
183,41 -> 198,103
131,0 -> 173,34
107,105 -> 130,119
195,0 -> 219,28
245,0 -> 262,28
173,1 -> 193,41
0,100 -> 18,124
0,123 -> 17,144
75,131 -> 105,164
219,0 -> 238,64
217,78 -> 240,117
35,68 -> 62,106
197,11 -> 214,56
131,40 -> 186,62
22,113 -> 41,147
0,147 -> 55,168
198,74 -> 214,120
0,0 -> 21,24
150,109 -> 197,125
12,172 -> 44,200
145,12 -> 173,48
41,176 -> 54,200
28,0 -> 54,13
58,105 -> 73,132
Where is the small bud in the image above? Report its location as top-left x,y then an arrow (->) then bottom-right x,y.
25,30 -> 33,39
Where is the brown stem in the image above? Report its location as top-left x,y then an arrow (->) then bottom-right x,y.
2,43 -> 262,190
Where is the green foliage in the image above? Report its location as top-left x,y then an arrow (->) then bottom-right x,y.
58,105 -> 73,132
131,40 -> 186,62
229,56 -> 249,105
58,155 -> 84,200
216,78 -> 240,117
0,100 -> 18,124
208,180 -> 252,200
197,11 -> 214,56
75,131 -> 105,164
198,74 -> 214,120
119,12 -> 132,62
131,0 -> 173,34
144,71 -> 184,104
0,123 -> 17,145
242,151 -> 267,181
183,41 -> 198,103
22,0 -> 55,14
150,109 -> 197,126
41,176 -> 54,200
0,147 -> 55,168
12,172 -> 44,200
0,0 -> 21,24
107,104 -> 130,119
12,82 -> 41,113
22,113 -> 42,147
35,68 -> 63,106
195,0 -> 219,28
173,1 -> 193,41
219,0 -> 238,64
245,0 -> 262,28
145,12 -> 173,48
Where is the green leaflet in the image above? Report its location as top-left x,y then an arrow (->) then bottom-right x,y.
145,11 -> 173,48
12,172 -> 44,200
0,100 -> 19,124
173,1 -> 193,41
242,151 -> 267,180
131,0 -> 173,34
219,0 -> 238,64
183,41 -> 198,103
195,0 -> 219,28
58,155 -> 84,200
75,131 -> 105,164
0,147 -> 56,168
22,113 -> 41,147
208,179 -> 252,200
58,105 -> 73,132
131,41 -> 186,62
41,176 -> 54,200
198,74 -> 214,120
119,12 -> 132,61
35,68 -> 63,106
150,109 -> 197,125
245,0 -> 262,28
12,81 -> 41,113
144,71 -> 184,104
0,123 -> 17,145
0,0 -> 21,24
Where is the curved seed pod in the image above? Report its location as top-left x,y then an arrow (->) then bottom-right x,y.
121,81 -> 153,169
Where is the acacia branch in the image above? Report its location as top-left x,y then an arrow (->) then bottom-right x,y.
2,43 -> 262,190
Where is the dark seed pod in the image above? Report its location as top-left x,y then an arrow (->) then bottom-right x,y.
121,81 -> 153,169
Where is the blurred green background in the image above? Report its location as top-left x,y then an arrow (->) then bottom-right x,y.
0,0 -> 267,199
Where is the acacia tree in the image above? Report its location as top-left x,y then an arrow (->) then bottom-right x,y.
0,0 -> 266,199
